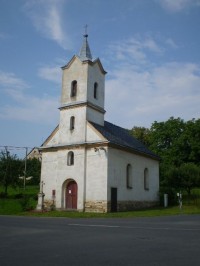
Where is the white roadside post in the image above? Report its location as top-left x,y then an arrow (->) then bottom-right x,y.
177,192 -> 182,210
164,194 -> 168,207
36,181 -> 45,211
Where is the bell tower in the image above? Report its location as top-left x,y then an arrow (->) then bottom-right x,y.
59,33 -> 107,145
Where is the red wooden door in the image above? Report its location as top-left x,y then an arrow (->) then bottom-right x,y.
66,181 -> 77,209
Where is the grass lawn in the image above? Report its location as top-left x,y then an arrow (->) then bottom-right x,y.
0,185 -> 200,218
25,205 -> 200,218
0,185 -> 39,215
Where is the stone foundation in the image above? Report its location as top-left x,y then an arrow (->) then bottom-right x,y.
85,200 -> 158,213
43,199 -> 56,211
116,200 -> 159,212
41,200 -> 158,213
84,200 -> 108,213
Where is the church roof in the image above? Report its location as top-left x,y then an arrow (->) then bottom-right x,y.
79,34 -> 92,61
90,121 -> 159,160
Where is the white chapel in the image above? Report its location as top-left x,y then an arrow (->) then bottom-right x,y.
37,34 -> 160,212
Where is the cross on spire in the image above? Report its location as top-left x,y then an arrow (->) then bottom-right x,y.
79,24 -> 92,61
84,24 -> 88,38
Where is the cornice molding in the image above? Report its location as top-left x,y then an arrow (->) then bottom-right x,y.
59,101 -> 106,114
39,141 -> 109,152
39,141 -> 159,161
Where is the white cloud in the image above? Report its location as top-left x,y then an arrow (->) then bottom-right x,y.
105,37 -> 200,128
165,38 -> 178,49
155,0 -> 200,12
108,36 -> 163,66
0,71 -> 59,125
106,62 -> 200,128
38,65 -> 62,83
0,95 -> 59,125
23,0 -> 72,49
0,71 -> 28,89
0,71 -> 30,101
0,101 -> 59,126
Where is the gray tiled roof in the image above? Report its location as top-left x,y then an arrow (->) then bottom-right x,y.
90,121 -> 159,160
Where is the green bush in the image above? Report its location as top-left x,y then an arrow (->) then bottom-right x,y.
0,192 -> 7,198
19,194 -> 34,211
14,193 -> 23,199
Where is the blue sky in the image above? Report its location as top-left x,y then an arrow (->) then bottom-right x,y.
0,0 -> 200,156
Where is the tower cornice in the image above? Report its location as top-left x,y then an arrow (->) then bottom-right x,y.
59,101 -> 106,114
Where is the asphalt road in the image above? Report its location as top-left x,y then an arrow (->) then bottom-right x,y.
0,214 -> 200,266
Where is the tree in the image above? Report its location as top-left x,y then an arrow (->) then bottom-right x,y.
179,163 -> 200,196
0,149 -> 23,194
0,149 -> 41,193
149,117 -> 186,166
26,158 -> 41,185
129,117 -> 200,199
163,163 -> 200,196
129,126 -> 151,146
182,119 -> 200,164
149,117 -> 200,167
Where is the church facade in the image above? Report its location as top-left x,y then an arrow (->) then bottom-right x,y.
37,34 -> 159,212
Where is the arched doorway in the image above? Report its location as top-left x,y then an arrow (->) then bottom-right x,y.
66,180 -> 77,209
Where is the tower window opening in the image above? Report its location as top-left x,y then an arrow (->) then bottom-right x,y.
144,168 -> 149,190
67,151 -> 74,166
126,164 -> 132,189
71,80 -> 77,97
70,116 -> 75,130
94,82 -> 98,99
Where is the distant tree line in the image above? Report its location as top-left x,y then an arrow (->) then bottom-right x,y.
129,117 -> 200,200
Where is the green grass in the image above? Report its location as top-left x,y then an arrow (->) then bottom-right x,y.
0,198 -> 23,215
0,185 -> 39,196
0,185 -> 39,215
25,205 -> 200,218
1,185 -> 200,218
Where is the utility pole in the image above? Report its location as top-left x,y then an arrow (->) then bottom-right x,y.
24,147 -> 28,190
4,146 -> 9,195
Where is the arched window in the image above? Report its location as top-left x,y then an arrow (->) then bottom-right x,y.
94,82 -> 98,99
67,151 -> 74,166
71,80 -> 77,97
70,116 -> 75,130
144,168 -> 149,190
126,164 -> 132,189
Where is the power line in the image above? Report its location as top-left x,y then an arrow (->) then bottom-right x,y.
0,145 -> 33,150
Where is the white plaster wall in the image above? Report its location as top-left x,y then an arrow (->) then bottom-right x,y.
61,57 -> 105,113
86,123 -> 105,142
59,107 -> 87,144
61,57 -> 88,104
40,151 -> 58,199
87,62 -> 105,109
85,147 -> 108,201
41,146 -> 108,210
87,107 -> 104,125
107,148 -> 159,202
45,130 -> 60,146
41,147 -> 86,210
55,147 -> 85,210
